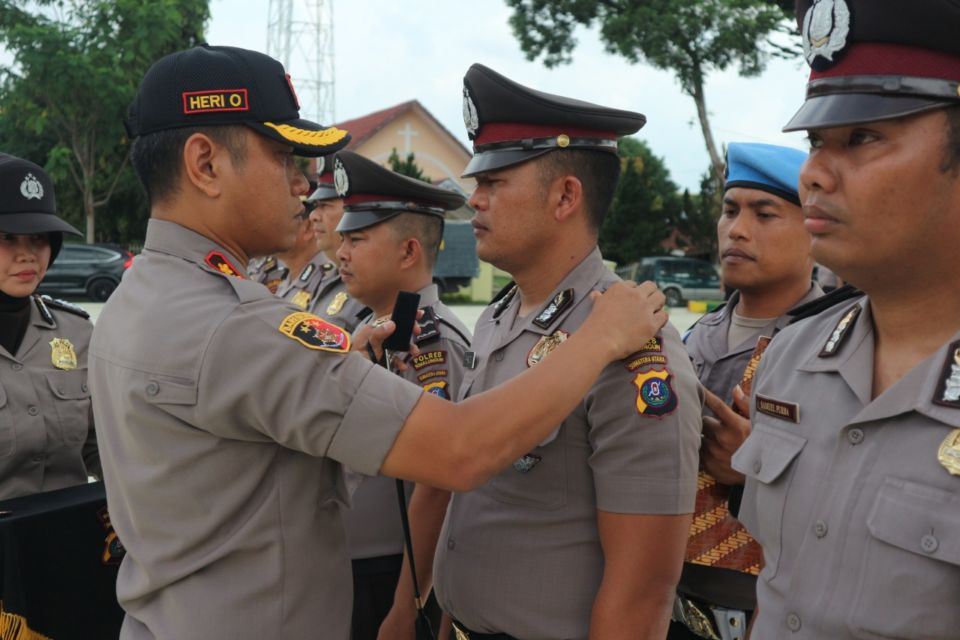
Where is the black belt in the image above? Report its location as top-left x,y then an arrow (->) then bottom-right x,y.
451,619 -> 517,640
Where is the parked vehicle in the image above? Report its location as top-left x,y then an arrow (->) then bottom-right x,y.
38,243 -> 134,302
619,256 -> 722,307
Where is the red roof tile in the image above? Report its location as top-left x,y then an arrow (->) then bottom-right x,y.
334,100 -> 470,155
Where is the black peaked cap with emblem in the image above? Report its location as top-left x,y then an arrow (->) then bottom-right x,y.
0,153 -> 81,237
126,45 -> 351,157
784,0 -> 960,131
461,63 -> 645,176
334,151 -> 466,233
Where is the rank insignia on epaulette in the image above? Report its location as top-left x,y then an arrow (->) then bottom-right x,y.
819,303 -> 861,357
205,251 -> 245,278
415,308 -> 441,344
937,429 -> 960,476
49,338 -> 77,370
299,263 -> 315,282
934,343 -> 960,408
262,256 -> 277,272
632,368 -> 678,418
423,380 -> 449,399
290,289 -> 311,309
279,312 -> 350,352
327,291 -> 348,316
527,330 -> 569,367
533,288 -> 573,329
513,453 -> 542,474
492,284 -> 518,319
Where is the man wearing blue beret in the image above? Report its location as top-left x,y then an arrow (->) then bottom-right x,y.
673,142 -> 821,640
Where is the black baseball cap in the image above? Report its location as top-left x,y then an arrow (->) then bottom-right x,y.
784,0 -> 960,131
126,44 -> 351,157
461,63 -> 646,176
333,151 -> 466,233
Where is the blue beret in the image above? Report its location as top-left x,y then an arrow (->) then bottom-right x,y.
724,142 -> 807,206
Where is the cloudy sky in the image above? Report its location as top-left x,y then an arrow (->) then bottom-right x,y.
206,1 -> 812,191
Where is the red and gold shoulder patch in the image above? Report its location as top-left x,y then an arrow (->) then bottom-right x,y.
205,251 -> 246,278
279,312 -> 350,352
632,368 -> 678,418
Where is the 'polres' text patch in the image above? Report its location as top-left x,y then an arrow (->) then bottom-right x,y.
183,89 -> 250,114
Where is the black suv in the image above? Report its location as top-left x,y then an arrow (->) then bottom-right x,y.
38,243 -> 134,302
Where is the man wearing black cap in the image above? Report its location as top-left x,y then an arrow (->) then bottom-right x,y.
698,1 -> 960,638
429,64 -> 702,640
331,150 -> 471,639
89,45 -> 670,639
0,153 -> 98,500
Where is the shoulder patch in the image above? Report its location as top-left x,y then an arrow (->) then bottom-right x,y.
205,251 -> 246,279
632,368 -> 678,418
38,294 -> 90,320
278,312 -> 350,352
412,350 -> 446,370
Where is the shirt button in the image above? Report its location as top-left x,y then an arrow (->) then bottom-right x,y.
847,428 -> 864,445
813,520 -> 828,538
921,534 -> 939,554
494,351 -> 505,362
145,381 -> 160,396
447,538 -> 456,550
786,613 -> 801,632
27,406 -> 39,416
81,383 -> 88,393
11,363 -> 22,371
752,459 -> 763,474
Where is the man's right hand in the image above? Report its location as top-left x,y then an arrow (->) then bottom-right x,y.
585,281 -> 667,360
701,387 -> 750,485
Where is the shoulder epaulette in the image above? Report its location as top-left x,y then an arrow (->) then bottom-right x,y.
38,295 -> 90,320
788,284 -> 863,324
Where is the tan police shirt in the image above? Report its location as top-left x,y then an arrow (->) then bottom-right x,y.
308,265 -> 366,332
246,254 -> 287,294
433,248 -> 702,639
0,296 -> 98,500
89,219 -> 423,640
733,297 -> 960,639
344,283 -> 471,561
276,251 -> 335,308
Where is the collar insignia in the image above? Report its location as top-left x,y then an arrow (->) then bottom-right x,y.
527,330 -> 569,367
415,307 -> 441,344
299,263 -> 315,282
933,342 -> 960,408
49,338 -> 77,370
803,0 -> 851,68
20,173 -> 43,200
33,295 -> 54,325
333,157 -> 349,196
205,251 -> 245,279
819,302 -> 861,357
492,284 -> 518,320
533,288 -> 574,329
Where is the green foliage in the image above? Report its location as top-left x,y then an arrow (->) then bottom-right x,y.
598,136 -> 681,264
676,169 -> 723,261
387,148 -> 432,183
0,0 -> 210,244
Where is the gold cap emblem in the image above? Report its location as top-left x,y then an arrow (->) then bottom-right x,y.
557,134 -> 570,148
49,338 -> 77,370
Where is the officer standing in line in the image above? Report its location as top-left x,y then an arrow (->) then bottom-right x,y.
428,64 -> 702,640
305,157 -> 366,330
90,45 -> 668,640
672,143 -> 820,640
247,254 -> 288,293
274,201 -> 328,308
331,150 -> 470,640
701,1 -> 960,638
0,153 -> 99,500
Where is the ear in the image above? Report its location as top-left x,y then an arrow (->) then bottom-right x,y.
398,237 -> 422,270
182,133 -> 226,198
551,175 -> 584,223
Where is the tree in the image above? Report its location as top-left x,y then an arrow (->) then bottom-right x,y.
505,0 -> 798,188
387,148 -> 432,183
599,136 -> 682,265
676,169 -> 723,261
0,0 -> 210,243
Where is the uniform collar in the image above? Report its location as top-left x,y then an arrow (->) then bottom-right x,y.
143,219 -> 248,280
415,283 -> 440,308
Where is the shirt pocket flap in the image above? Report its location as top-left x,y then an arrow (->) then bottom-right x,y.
0,384 -> 7,408
866,477 -> 960,567
142,377 -> 198,406
45,370 -> 90,400
732,422 -> 806,484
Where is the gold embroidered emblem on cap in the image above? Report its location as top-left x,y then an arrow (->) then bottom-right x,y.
49,338 -> 77,371
327,291 -> 348,316
938,429 -> 960,476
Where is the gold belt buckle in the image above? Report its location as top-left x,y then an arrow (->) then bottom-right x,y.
674,596 -> 721,640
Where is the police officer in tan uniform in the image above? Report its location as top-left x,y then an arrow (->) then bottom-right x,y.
699,2 -> 960,638
247,254 -> 287,293
274,204 -> 328,307
0,153 -> 99,500
91,45 -> 669,640
430,64 -> 702,640
331,150 -> 471,639
304,157 -> 366,330
674,143 -> 820,640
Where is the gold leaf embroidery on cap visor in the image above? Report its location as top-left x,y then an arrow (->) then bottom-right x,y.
263,122 -> 349,147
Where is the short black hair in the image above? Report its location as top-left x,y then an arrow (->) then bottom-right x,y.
130,125 -> 248,205
940,104 -> 960,176
387,212 -> 444,268
534,149 -> 621,232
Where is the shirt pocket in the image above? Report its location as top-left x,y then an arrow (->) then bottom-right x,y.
0,384 -> 13,458
847,476 -> 960,639
489,426 -> 567,510
732,422 -> 806,580
45,369 -> 91,445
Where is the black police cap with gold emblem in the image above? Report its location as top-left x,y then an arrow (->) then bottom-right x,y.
126,45 -> 350,157
0,154 -> 81,237
461,63 -> 646,177
333,151 -> 466,233
784,0 -> 960,132
307,156 -> 339,203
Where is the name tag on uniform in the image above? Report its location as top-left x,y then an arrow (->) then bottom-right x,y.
755,394 -> 800,423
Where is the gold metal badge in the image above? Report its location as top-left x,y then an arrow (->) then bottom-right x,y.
938,429 -> 960,476
327,291 -> 348,316
557,133 -> 570,148
49,338 -> 77,370
290,289 -> 311,309
526,330 -> 569,367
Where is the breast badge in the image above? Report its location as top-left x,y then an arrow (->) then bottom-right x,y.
49,338 -> 77,370
290,289 -> 311,309
527,330 -> 569,367
533,288 -> 573,329
632,368 -> 677,418
327,291 -> 348,316
938,429 -> 960,476
279,312 -> 350,352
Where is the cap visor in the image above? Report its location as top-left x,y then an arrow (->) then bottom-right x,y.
247,119 -> 351,157
336,209 -> 402,233
783,93 -> 952,132
461,148 -> 554,178
307,184 -> 340,202
0,213 -> 82,236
